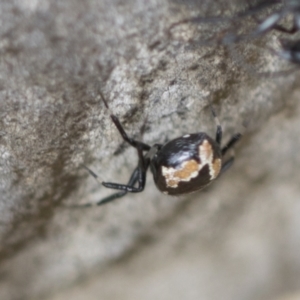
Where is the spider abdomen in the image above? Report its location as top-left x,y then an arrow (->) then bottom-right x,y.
151,133 -> 222,195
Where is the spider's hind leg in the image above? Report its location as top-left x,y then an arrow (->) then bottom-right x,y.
220,133 -> 242,174
220,157 -> 235,174
221,133 -> 241,156
209,104 -> 222,145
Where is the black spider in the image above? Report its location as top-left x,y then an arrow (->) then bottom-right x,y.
81,94 -> 241,207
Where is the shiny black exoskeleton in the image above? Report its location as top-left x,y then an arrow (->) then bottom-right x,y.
150,133 -> 222,195
82,94 -> 241,206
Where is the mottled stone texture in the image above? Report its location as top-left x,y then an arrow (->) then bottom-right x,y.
0,0 -> 300,299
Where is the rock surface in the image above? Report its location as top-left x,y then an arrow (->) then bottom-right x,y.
0,0 -> 300,299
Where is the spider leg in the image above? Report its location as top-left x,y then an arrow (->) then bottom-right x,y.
74,143 -> 150,207
82,164 -> 102,183
209,104 -> 222,145
221,133 -> 242,156
75,92 -> 151,207
110,114 -> 151,151
70,166 -> 141,208
100,92 -> 151,151
92,166 -> 141,206
220,157 -> 235,174
220,133 -> 241,174
102,146 -> 150,193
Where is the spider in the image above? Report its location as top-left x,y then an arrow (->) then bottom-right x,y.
82,94 -> 241,206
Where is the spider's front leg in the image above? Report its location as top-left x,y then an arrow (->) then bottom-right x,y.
100,92 -> 151,151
